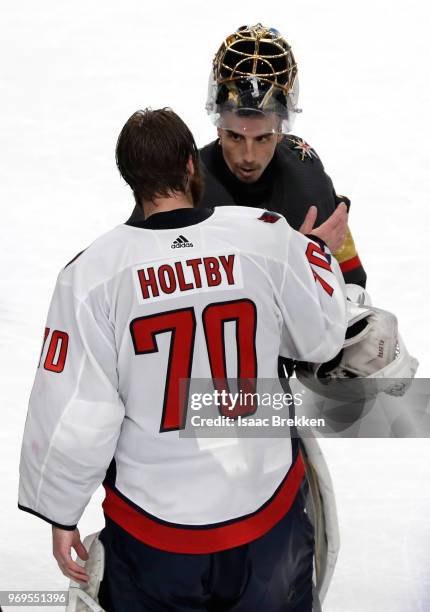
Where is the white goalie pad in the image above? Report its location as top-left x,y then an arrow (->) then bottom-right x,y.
66,532 -> 105,612
295,296 -> 419,602
299,434 -> 340,604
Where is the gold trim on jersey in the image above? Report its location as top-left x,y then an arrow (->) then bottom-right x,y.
333,226 -> 358,264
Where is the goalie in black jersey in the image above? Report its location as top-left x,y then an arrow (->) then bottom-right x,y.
128,23 -> 367,289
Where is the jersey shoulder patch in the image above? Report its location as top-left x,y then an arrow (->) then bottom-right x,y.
285,135 -> 319,163
258,211 -> 283,224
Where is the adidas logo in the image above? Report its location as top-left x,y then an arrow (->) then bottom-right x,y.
171,235 -> 194,249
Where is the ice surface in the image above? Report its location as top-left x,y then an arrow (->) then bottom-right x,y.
1,1 -> 430,610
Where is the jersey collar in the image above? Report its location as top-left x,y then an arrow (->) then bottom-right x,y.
125,207 -> 214,230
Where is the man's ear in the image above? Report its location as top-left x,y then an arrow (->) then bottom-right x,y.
186,156 -> 195,177
217,127 -> 223,140
276,134 -> 284,144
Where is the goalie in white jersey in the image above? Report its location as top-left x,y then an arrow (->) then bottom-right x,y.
19,109 -> 347,611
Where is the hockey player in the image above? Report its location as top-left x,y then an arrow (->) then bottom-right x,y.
127,24 -> 367,286
19,108 -> 347,611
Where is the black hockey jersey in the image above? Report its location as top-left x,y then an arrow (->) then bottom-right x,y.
198,137 -> 367,288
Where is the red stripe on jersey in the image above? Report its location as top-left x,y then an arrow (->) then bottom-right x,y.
339,255 -> 362,273
102,452 -> 305,554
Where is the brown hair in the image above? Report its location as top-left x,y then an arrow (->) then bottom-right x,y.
116,108 -> 201,206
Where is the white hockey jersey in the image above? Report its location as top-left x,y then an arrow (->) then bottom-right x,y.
19,206 -> 347,553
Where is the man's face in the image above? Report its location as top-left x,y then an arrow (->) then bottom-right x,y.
217,113 -> 283,183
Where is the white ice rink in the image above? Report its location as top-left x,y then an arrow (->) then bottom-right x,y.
1,1 -> 430,610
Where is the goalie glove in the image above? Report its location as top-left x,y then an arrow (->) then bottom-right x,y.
66,532 -> 105,612
296,302 -> 419,400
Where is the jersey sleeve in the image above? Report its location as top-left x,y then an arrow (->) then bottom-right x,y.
18,269 -> 125,529
331,191 -> 367,288
333,224 -> 367,288
275,227 -> 347,363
